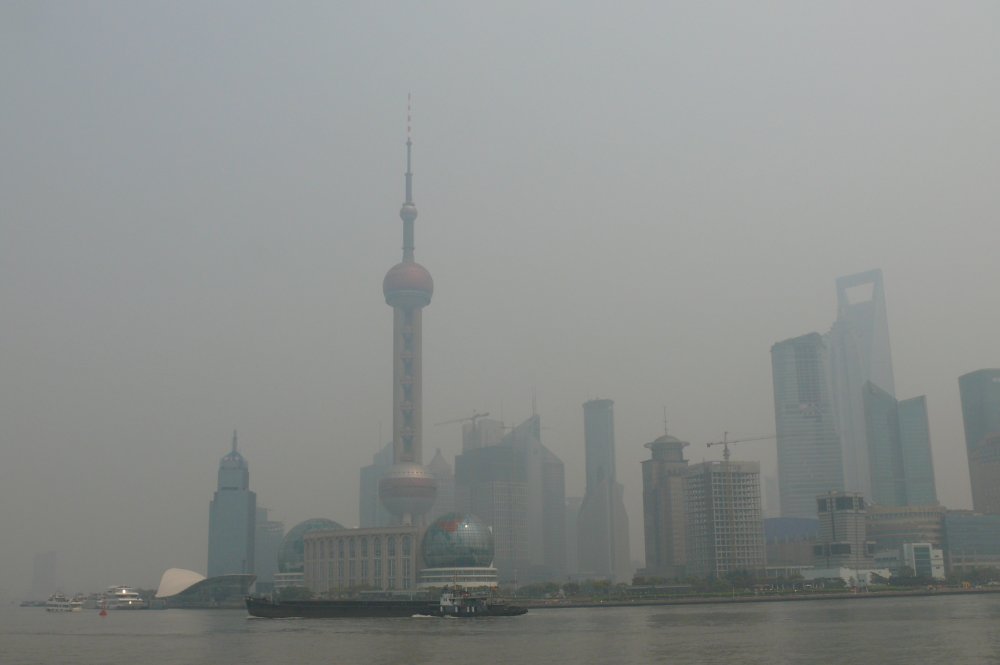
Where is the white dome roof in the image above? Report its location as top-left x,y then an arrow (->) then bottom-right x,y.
155,568 -> 207,598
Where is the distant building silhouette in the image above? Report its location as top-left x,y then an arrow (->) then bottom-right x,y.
28,551 -> 59,601
577,399 -> 631,583
254,507 -> 284,590
685,460 -> 766,578
959,369 -> 1000,514
828,269 -> 896,499
359,442 -> 394,528
427,448 -> 456,522
208,431 -> 256,577
771,332 -> 845,518
454,414 -> 565,583
564,496 -> 583,576
641,433 -> 689,579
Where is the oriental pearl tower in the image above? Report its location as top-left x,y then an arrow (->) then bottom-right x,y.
378,119 -> 437,526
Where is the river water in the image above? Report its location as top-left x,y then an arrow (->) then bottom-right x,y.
4,594 -> 1000,665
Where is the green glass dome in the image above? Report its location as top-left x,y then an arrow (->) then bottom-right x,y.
421,513 -> 494,568
278,518 -> 344,573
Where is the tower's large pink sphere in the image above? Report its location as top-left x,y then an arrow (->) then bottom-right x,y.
383,261 -> 433,308
379,462 -> 437,520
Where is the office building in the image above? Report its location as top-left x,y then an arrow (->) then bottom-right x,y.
685,460 -> 766,578
771,333 -> 845,517
943,511 -> 1000,575
454,414 -> 566,582
813,492 -> 875,571
959,369 -> 1000,514
578,399 -> 631,583
863,383 -> 938,507
641,433 -> 689,578
208,432 -> 256,577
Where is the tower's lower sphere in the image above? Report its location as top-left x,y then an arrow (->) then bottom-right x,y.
379,462 -> 437,521
421,513 -> 495,568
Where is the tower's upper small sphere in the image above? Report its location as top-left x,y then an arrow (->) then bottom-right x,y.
379,462 -> 438,519
383,261 -> 434,307
400,202 -> 418,223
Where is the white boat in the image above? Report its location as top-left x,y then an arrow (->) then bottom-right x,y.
103,585 -> 147,609
46,593 -> 83,612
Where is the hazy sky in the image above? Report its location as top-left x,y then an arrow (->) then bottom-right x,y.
2,1 -> 998,596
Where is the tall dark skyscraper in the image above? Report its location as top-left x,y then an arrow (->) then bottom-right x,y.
208,432 -> 256,577
959,369 -> 1000,514
641,432 -> 689,578
378,120 -> 437,526
578,399 -> 631,582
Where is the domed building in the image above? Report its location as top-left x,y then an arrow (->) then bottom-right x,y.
276,518 -> 344,591
418,513 -> 498,589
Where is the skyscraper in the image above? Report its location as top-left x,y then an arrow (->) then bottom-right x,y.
454,414 -> 566,582
771,333 -> 844,518
641,433 -> 689,578
378,123 -> 437,526
898,397 -> 937,505
863,383 -> 937,507
578,399 -> 631,583
685,460 -> 766,578
959,369 -> 1000,514
828,269 -> 896,498
208,432 -> 256,577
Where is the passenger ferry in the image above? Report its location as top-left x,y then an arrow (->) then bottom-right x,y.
103,586 -> 147,609
45,593 -> 83,612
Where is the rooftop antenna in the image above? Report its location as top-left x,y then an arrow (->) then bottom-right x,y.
232,429 -> 238,453
662,407 -> 669,436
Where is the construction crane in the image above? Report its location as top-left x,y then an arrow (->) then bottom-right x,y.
434,411 -> 490,427
705,432 -> 775,462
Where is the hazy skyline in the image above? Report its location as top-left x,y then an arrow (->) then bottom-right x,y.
2,2 -> 998,595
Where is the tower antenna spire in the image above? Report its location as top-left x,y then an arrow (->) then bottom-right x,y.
400,93 -> 417,260
405,92 -> 413,205
232,429 -> 238,453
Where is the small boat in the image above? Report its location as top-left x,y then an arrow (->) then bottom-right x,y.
103,586 -> 147,610
45,593 -> 83,612
246,587 -> 527,619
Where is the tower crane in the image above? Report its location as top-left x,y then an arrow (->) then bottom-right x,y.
705,432 -> 775,462
434,411 -> 490,427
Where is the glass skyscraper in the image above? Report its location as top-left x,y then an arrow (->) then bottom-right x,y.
828,269 -> 896,499
771,333 -> 845,518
